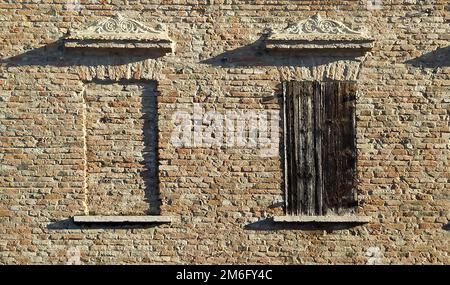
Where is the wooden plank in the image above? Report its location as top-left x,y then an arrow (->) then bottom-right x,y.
320,82 -> 328,215
343,83 -> 351,208
321,81 -> 357,213
322,81 -> 338,213
333,81 -> 341,212
291,81 -> 298,215
314,81 -> 323,215
282,82 -> 289,214
339,82 -> 357,209
294,81 -> 303,215
305,82 -> 316,215
287,81 -> 297,215
285,82 -> 291,214
322,81 -> 329,213
336,82 -> 343,211
296,81 -> 310,215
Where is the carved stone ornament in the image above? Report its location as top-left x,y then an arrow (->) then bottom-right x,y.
64,14 -> 174,53
265,14 -> 374,52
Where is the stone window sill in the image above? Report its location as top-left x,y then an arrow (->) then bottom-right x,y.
73,215 -> 173,224
273,215 -> 371,223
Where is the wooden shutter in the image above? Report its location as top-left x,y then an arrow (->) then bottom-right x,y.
284,81 -> 357,216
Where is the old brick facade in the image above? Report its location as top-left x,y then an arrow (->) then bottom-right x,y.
0,0 -> 449,264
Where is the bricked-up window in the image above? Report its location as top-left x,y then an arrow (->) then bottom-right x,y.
84,81 -> 160,216
283,81 -> 357,216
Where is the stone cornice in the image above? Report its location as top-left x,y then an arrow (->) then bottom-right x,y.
265,14 -> 374,52
64,14 -> 174,53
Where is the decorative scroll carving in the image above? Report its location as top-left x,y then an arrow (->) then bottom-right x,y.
70,14 -> 166,36
265,13 -> 374,52
283,13 -> 366,36
64,14 -> 174,53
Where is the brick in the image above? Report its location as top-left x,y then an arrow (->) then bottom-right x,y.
0,3 -> 448,265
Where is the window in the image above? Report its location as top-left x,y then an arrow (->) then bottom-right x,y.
283,81 -> 357,216
83,81 -> 159,216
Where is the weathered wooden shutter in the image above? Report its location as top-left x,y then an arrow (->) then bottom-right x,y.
284,81 -> 357,216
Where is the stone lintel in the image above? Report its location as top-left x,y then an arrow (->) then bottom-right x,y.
64,39 -> 173,52
264,39 -> 374,51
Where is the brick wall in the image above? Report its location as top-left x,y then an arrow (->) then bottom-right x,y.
0,0 -> 449,264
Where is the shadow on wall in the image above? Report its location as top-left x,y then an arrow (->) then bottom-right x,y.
244,218 -> 367,232
47,218 -> 163,230
141,82 -> 161,216
443,223 -> 450,231
405,46 -> 450,69
200,34 -> 367,68
0,39 -> 166,67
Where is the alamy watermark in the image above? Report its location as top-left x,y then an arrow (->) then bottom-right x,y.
171,104 -> 280,157
365,246 -> 382,265
367,0 -> 383,10
66,247 -> 82,265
